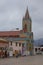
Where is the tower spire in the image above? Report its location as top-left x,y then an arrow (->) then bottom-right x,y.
25,7 -> 30,19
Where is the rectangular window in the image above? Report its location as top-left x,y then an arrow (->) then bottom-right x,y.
19,43 -> 21,47
11,41 -> 12,46
22,43 -> 24,47
16,42 -> 17,46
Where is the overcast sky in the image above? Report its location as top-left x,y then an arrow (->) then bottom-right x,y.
0,0 -> 43,40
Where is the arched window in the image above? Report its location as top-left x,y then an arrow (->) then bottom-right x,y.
25,24 -> 27,29
24,24 -> 27,32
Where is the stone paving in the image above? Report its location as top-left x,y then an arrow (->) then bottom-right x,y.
0,55 -> 43,65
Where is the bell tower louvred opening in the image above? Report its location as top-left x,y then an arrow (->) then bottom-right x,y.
23,24 -> 27,32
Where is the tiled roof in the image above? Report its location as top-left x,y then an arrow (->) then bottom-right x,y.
0,31 -> 20,37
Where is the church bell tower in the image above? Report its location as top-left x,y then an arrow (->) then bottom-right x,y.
22,7 -> 32,32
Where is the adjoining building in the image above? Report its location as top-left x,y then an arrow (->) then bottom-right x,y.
0,7 -> 33,57
34,45 -> 43,55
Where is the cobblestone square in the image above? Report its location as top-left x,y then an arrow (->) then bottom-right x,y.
0,55 -> 43,65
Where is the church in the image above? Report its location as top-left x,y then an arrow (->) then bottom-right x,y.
0,7 -> 33,57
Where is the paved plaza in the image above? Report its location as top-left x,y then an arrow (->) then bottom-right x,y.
0,55 -> 43,65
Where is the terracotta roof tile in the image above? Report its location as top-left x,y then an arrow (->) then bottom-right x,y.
0,31 -> 20,37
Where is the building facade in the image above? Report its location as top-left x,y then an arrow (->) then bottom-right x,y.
0,7 -> 33,57
34,45 -> 43,55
